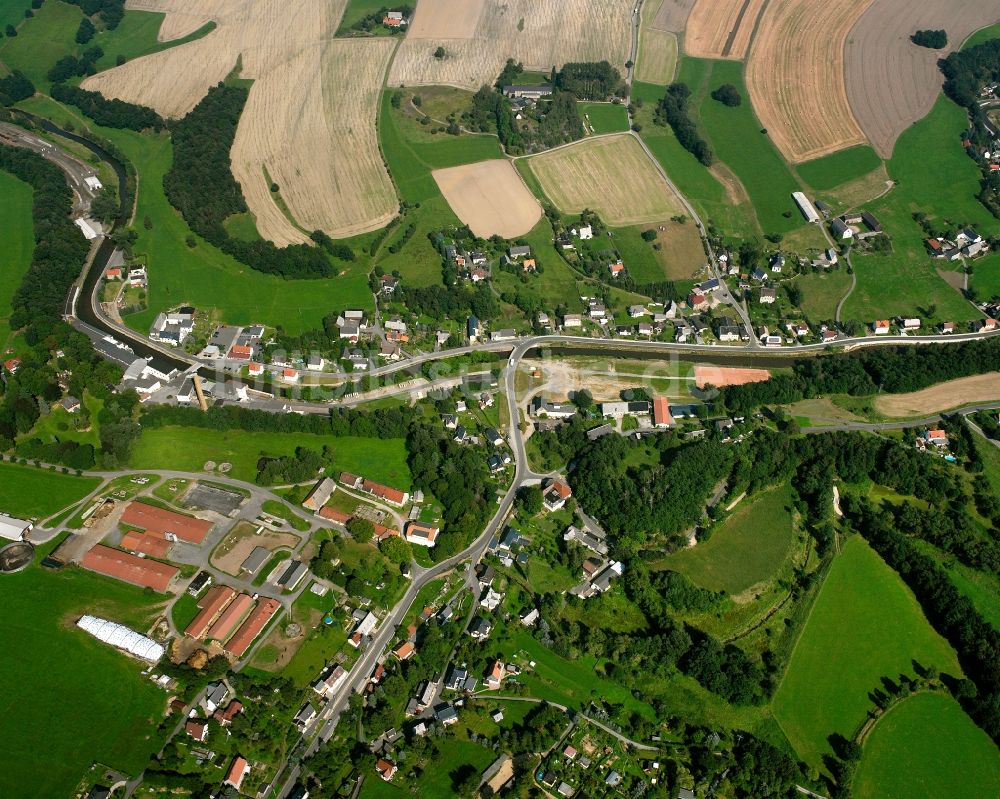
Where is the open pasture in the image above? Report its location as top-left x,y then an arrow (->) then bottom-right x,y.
874,373 -> 1000,417
389,0 -> 633,89
772,537 -> 961,768
684,0 -> 766,59
745,0 -> 873,162
231,39 -> 397,245
0,463 -> 101,520
432,159 -> 541,238
853,692 -> 1000,799
659,485 -> 796,595
526,134 -> 685,225
844,0 -> 1000,158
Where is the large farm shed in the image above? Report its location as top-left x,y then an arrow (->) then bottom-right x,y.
121,501 -> 213,545
80,545 -> 179,592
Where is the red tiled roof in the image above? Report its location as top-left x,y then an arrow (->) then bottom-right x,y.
363,479 -> 406,505
185,585 -> 237,639
228,344 -> 253,360
205,594 -> 255,642
214,699 -> 244,724
225,598 -> 280,657
373,522 -> 398,540
120,530 -> 173,559
405,521 -> 438,542
393,640 -> 415,660
549,480 -> 572,499
652,397 -> 673,427
319,506 -> 351,524
339,471 -> 362,487
80,545 -> 178,592
225,756 -> 249,789
121,502 -> 213,544
185,719 -> 208,740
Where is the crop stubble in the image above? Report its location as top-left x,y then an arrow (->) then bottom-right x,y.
649,0 -> 697,33
82,0 -> 398,244
432,160 -> 542,239
389,0 -> 633,89
526,134 -> 685,225
637,0 -> 678,84
844,0 -> 1000,158
745,0 -> 874,163
685,0 -> 766,60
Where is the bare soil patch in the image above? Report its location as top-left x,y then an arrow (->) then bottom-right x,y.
745,0 -> 873,162
650,0 -> 698,33
685,0 -> 766,60
695,365 -> 770,389
874,372 -> 1000,417
433,159 -> 542,238
390,0 -> 633,89
408,0 -> 486,39
526,134 -> 685,225
844,0 -> 1000,158
210,520 -> 301,576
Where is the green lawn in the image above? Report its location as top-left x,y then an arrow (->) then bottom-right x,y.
0,462 -> 101,518
632,80 -> 757,238
580,102 -> 629,135
611,221 -> 706,282
360,737 -> 497,799
969,250 -> 1000,302
795,269 -> 854,323
854,692 -> 1000,799
795,146 -> 883,191
19,392 -> 104,451
335,0 -> 389,34
843,94 -> 995,323
772,537 -> 961,768
223,211 -> 262,242
690,58 -> 803,236
261,500 -> 311,532
961,22 -> 1000,50
0,561 -> 166,796
0,0 -> 83,89
0,170 -> 33,349
661,485 -> 796,595
91,129 -> 373,334
129,427 -> 411,488
374,198 -> 453,287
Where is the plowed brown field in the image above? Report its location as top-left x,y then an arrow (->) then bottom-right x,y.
433,160 -> 542,238
844,0 -> 1000,158
389,0 -> 632,89
745,0 -> 873,162
650,0 -> 697,33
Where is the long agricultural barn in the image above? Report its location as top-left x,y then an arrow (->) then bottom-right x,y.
120,530 -> 173,559
225,598 -> 280,658
185,585 -> 238,639
791,192 -> 820,224
121,501 -> 214,545
206,593 -> 255,642
80,544 -> 179,592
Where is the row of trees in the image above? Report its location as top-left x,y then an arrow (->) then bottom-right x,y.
655,83 -> 713,165
50,84 -> 164,131
164,83 -> 338,279
554,61 -> 624,100
0,70 -> 34,107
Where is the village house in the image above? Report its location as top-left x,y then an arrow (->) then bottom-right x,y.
873,319 -> 891,335
543,479 -> 572,512
608,259 -> 625,278
759,287 -> 776,304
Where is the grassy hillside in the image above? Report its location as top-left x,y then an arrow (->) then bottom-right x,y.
853,692 -> 1000,799
796,145 -> 883,191
772,536 -> 961,768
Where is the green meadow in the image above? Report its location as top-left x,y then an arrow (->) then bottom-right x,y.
772,537 -> 961,768
0,560 -> 166,796
843,95 -> 994,323
796,145 -> 883,191
662,485 -> 797,595
853,692 -> 1000,799
128,427 -> 412,489
580,102 -> 630,135
0,462 -> 101,518
0,170 -> 33,349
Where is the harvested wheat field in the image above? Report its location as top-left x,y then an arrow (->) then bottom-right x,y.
84,0 -> 346,118
637,0 -> 679,84
433,160 -> 542,238
685,0 -> 766,59
845,0 -> 1000,158
231,39 -> 397,245
408,0 -> 486,39
874,373 -> 1000,417
695,365 -> 771,389
527,134 -> 684,225
745,0 -> 873,163
649,0 -> 697,33
390,0 -> 632,89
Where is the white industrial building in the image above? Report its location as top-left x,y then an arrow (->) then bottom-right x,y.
791,192 -> 820,224
76,615 -> 165,662
0,514 -> 32,541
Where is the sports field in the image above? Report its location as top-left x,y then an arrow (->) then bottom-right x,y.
0,463 -> 101,519
526,134 -> 685,225
773,537 -> 961,768
128,427 -> 412,488
580,103 -> 630,135
853,692 -> 1000,799
0,171 -> 33,349
843,95 -> 994,323
0,562 -> 165,796
661,485 -> 796,595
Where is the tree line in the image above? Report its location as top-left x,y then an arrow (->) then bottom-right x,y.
50,84 -> 164,131
164,82 -> 339,279
654,83 -> 713,165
